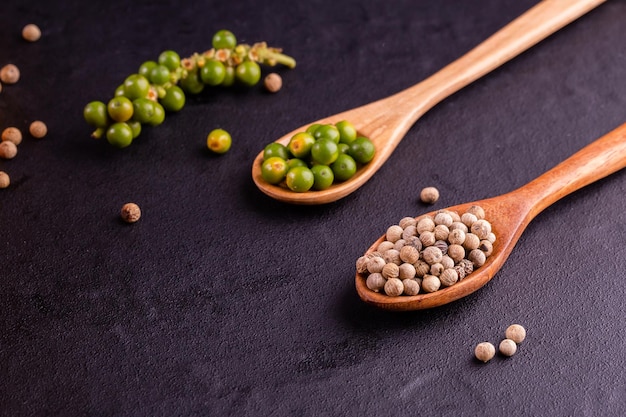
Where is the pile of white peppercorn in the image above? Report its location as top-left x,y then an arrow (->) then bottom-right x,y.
356,205 -> 495,296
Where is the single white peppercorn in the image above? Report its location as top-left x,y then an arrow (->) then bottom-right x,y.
386,225 -> 404,243
475,342 -> 496,363
499,339 -> 517,357
434,212 -> 453,227
449,221 -> 468,233
120,203 -> 141,223
366,273 -> 386,292
381,262 -> 400,279
263,72 -> 282,93
2,127 -> 22,145
419,231 -> 436,247
487,232 -> 497,243
383,249 -> 401,265
402,279 -> 420,296
416,216 -> 435,234
479,240 -> 493,257
505,324 -> 526,344
462,233 -> 480,250
377,240 -> 395,254
439,268 -> 459,287
447,210 -> 461,222
398,263 -> 417,280
405,236 -> 423,251
429,262 -> 444,277
440,255 -> 455,269
400,245 -> 420,264
470,219 -> 492,240
402,225 -> 418,240
422,246 -> 443,265
367,256 -> 386,274
29,121 -> 47,138
0,171 -> 9,188
384,278 -> 404,296
0,141 -> 18,159
393,239 -> 406,252
467,205 -> 485,220
399,216 -> 417,229
413,260 -> 430,277
433,240 -> 448,255
420,186 -> 439,204
22,24 -> 42,42
433,224 -> 450,241
461,212 -> 478,227
448,228 -> 466,245
0,64 -> 20,84
356,256 -> 369,274
421,274 -> 441,293
447,244 -> 465,263
468,249 -> 486,267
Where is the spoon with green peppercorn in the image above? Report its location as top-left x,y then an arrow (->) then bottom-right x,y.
252,0 -> 606,204
356,122 -> 626,311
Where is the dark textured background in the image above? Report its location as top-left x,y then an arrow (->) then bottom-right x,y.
1,0 -> 625,416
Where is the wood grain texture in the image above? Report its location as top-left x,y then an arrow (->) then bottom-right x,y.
251,0 -> 607,205
355,121 -> 626,311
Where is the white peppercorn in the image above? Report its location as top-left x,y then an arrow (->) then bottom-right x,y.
404,236 -> 423,251
433,240 -> 448,255
467,205 -> 485,220
441,255 -> 455,269
120,202 -> 141,223
462,233 -> 480,250
398,263 -> 416,280
505,324 -> 526,344
382,262 -> 400,279
454,264 -> 466,281
400,245 -> 420,264
468,249 -> 486,267
366,273 -> 386,292
434,224 -> 449,241
487,232 -> 497,243
263,72 -> 282,93
0,64 -> 20,84
384,278 -> 404,296
434,212 -> 453,227
367,256 -> 386,274
402,279 -> 420,296
413,260 -> 430,277
499,339 -> 517,357
448,228 -> 466,245
383,249 -> 401,265
449,221 -> 468,233
0,171 -> 9,188
447,210 -> 461,222
422,246 -> 443,265
419,231 -> 436,247
22,24 -> 41,42
458,259 -> 474,276
399,216 -> 417,229
461,212 -> 478,227
402,225 -> 417,240
447,244 -> 465,263
377,240 -> 395,254
479,240 -> 493,257
356,256 -> 369,274
393,239 -> 406,252
421,275 -> 441,293
475,342 -> 496,363
429,263 -> 444,277
29,121 -> 47,138
2,127 -> 22,145
416,216 -> 435,234
0,141 -> 18,159
386,225 -> 403,243
439,268 -> 459,287
420,186 -> 439,204
470,219 -> 492,240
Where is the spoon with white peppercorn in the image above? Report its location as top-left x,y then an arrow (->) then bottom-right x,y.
252,0 -> 606,204
356,122 -> 626,311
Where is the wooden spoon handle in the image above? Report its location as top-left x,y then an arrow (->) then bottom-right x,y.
516,122 -> 626,219
392,0 -> 607,119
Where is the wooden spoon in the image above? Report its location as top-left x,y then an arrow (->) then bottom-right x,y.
252,0 -> 606,204
355,122 -> 626,311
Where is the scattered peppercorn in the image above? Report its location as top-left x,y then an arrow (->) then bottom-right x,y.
356,206 -> 496,296
0,141 -> 18,159
474,342 -> 496,363
22,24 -> 42,42
420,186 -> 439,204
0,171 -> 10,188
505,324 -> 526,344
263,72 -> 282,93
120,203 -> 141,223
29,121 -> 48,138
1,127 -> 22,145
499,339 -> 517,357
0,64 -> 20,84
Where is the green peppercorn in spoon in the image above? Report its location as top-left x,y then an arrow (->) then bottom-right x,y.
252,0 -> 606,204
356,122 -> 626,311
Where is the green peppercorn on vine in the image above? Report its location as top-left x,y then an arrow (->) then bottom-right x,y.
83,30 -> 296,148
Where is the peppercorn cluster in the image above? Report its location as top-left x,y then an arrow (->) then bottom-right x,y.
356,205 -> 495,296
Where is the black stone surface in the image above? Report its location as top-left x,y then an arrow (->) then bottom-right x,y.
1,1 -> 625,416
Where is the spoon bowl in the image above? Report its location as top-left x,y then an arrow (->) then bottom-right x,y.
356,122 -> 626,311
252,0 -> 606,204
